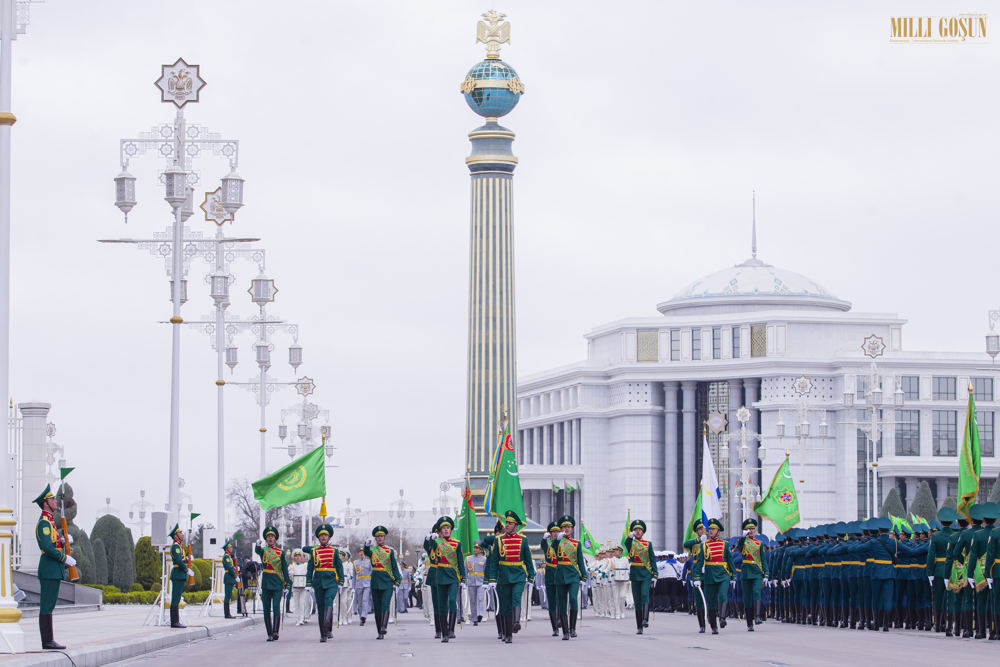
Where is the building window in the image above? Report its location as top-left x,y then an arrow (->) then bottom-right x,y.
933,377 -> 956,401
894,410 -> 920,456
980,411 -> 994,457
691,328 -> 701,361
712,327 -> 721,360
670,330 -> 680,361
973,377 -> 993,402
933,410 -> 957,456
899,375 -> 919,401
857,376 -> 870,396
636,330 -> 658,362
750,325 -> 766,357
732,326 -> 741,359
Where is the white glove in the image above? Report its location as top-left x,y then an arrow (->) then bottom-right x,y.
968,578 -> 976,587
485,582 -> 496,591
699,534 -> 707,543
187,569 -> 195,577
432,532 -> 439,540
692,580 -> 701,589
927,576 -> 933,586
988,578 -> 994,589
461,583 -> 467,590
944,579 -> 950,588
64,555 -> 76,567
364,537 -> 373,547
67,534 -> 74,545
425,533 -> 435,541
256,539 -> 263,547
742,529 -> 750,536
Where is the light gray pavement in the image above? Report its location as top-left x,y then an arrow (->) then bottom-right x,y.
107,609 -> 999,667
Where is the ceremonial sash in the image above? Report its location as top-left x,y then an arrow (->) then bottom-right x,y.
435,538 -> 460,577
262,547 -> 284,584
973,553 -> 988,591
41,512 -> 62,549
629,539 -> 656,578
742,538 -> 763,569
557,538 -> 581,578
371,546 -> 392,572
544,539 -> 558,567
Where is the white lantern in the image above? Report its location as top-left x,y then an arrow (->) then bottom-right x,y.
287,443 -> 296,458
893,385 -> 904,408
775,419 -> 785,438
871,387 -> 883,406
320,425 -> 331,440
278,424 -> 288,441
255,342 -> 271,368
169,279 -> 188,305
249,274 -> 277,305
818,418 -> 829,438
796,421 -> 809,438
987,333 -> 1000,360
180,186 -> 195,222
210,273 -> 229,306
114,170 -> 137,221
288,344 -> 303,370
220,169 -> 245,215
225,346 -> 239,371
325,442 -> 334,458
163,164 -> 187,206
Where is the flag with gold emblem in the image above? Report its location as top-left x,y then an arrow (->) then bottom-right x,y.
252,445 -> 326,510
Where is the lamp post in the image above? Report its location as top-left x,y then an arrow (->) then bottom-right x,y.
775,376 -> 834,487
278,399 -> 333,542
128,489 -> 154,538
728,406 -> 764,521
986,310 -> 1000,363
337,498 -> 362,553
842,335 -> 903,519
388,489 -> 415,554
104,59 -> 244,527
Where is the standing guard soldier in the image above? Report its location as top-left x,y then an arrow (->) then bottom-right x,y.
304,523 -> 344,643
699,518 -> 734,635
737,518 -> 767,631
168,523 -> 193,629
465,544 -> 487,625
550,514 -> 587,640
622,519 -> 657,634
352,547 -> 372,626
424,516 -> 466,643
222,539 -> 239,619
984,503 -> 1000,640
966,504 -> 991,638
540,521 -> 560,636
255,526 -> 291,641
364,525 -> 402,640
34,485 -> 75,649
944,510 -> 974,637
483,510 -> 535,644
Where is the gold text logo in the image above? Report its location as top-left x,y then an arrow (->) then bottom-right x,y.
890,14 -> 987,43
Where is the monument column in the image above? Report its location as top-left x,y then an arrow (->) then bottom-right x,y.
663,382 -> 680,548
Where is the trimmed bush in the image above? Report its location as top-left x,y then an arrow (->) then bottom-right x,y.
151,582 -> 162,592
134,536 -> 159,591
92,538 -> 108,586
989,477 -> 1000,503
942,496 -> 958,511
193,558 -> 213,591
908,481 -> 938,522
128,583 -> 144,592
880,488 -> 906,518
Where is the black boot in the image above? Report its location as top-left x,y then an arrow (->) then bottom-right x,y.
719,602 -> 728,628
272,613 -> 281,641
382,611 -> 391,638
319,606 -> 328,643
360,615 -> 366,626
504,613 -> 514,643
962,610 -> 973,638
709,609 -> 719,635
170,606 -> 186,629
697,607 -> 706,633
635,606 -> 644,634
569,609 -> 578,637
975,612 -> 986,639
512,606 -> 521,633
560,613 -> 570,640
755,601 -> 763,626
549,609 -> 560,636
643,603 -> 650,627
323,606 -> 334,641
881,610 -> 889,632
495,613 -> 503,640
224,598 -> 233,619
39,615 -> 65,650
945,612 -> 954,637
264,615 -> 274,641
450,610 -> 457,638
434,612 -> 442,639
440,612 -> 449,643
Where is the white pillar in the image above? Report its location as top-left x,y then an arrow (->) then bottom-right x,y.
904,477 -> 917,509
663,382 -> 680,550
681,381 -> 697,529
936,476 -> 949,504
17,402 -> 49,574
744,378 -> 761,507
728,379 -> 743,534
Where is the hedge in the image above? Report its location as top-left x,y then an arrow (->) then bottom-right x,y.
102,590 -> 212,605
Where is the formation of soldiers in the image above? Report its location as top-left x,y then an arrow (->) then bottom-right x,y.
587,543 -> 630,619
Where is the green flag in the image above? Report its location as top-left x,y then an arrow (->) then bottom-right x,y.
253,445 -> 327,510
580,522 -> 598,557
620,508 -> 631,549
457,482 -> 478,558
565,481 -> 576,493
753,455 -> 801,533
190,512 -> 200,522
683,491 -> 704,544
958,385 -> 981,520
484,416 -> 525,520
59,467 -> 74,480
552,482 -> 561,492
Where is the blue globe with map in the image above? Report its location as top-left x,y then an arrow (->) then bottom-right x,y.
462,59 -> 523,118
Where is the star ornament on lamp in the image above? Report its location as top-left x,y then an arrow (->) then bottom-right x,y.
155,58 -> 206,108
295,376 -> 316,397
200,187 -> 233,225
862,334 -> 886,359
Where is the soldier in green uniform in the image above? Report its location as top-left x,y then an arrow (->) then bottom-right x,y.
540,520 -> 560,637
550,514 -> 587,640
737,518 -> 768,631
944,510 -> 974,637
984,503 -> 1000,640
255,526 -> 291,641
481,519 -> 504,640
698,518 -> 734,635
622,519 -> 657,634
33,485 -> 74,649
683,519 -> 708,632
363,525 -> 401,640
927,508 -> 956,633
221,539 -> 238,619
966,504 -> 991,638
167,523 -> 192,629
483,510 -> 535,644
304,523 -> 344,643
424,516 -> 466,643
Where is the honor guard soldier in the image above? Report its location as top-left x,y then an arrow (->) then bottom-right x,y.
168,523 -> 193,629
255,526 -> 291,641
481,519 -> 504,639
484,510 -> 535,644
222,539 -> 238,619
34,485 -> 75,649
304,523 -> 344,643
465,544 -> 487,625
353,547 -> 372,626
984,503 -> 1000,640
699,518 -> 734,635
623,519 -> 657,634
737,518 -> 768,631
683,518 -> 708,632
944,510 -> 974,637
364,525 -> 402,640
550,514 -> 588,640
540,521 -> 560,636
424,516 -> 466,643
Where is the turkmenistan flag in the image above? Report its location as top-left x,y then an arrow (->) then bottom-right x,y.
457,482 -> 478,558
958,385 -> 981,520
484,415 -> 525,520
619,508 -> 631,549
753,455 -> 800,533
580,523 -> 598,557
253,445 -> 326,510
683,491 -> 704,544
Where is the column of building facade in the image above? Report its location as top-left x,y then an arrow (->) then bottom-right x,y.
728,379 -> 743,534
743,378 -> 761,519
663,382 -> 680,550
936,476 -> 949,504
681,381 -> 698,533
905,477 -> 917,509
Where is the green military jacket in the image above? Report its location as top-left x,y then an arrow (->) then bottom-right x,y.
222,552 -> 238,586
304,544 -> 345,589
363,544 -> 401,590
35,511 -> 67,581
550,535 -> 588,585
423,536 -> 466,585
255,543 -> 291,591
736,535 -> 768,580
169,541 -> 188,583
699,537 -> 735,584
484,532 -> 535,585
926,525 -> 952,578
944,526 -> 974,587
683,537 -> 704,582
623,536 -> 657,583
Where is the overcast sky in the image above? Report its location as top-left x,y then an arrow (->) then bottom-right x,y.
8,1 -> 1000,534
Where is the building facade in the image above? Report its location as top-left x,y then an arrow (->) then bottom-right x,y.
515,251 -> 1000,550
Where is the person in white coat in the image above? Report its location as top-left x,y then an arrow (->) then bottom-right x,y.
289,549 -> 313,626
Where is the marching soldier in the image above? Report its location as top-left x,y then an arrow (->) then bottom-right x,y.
481,519 -> 504,639
944,510 -> 974,637
550,514 -> 588,640
168,523 -> 193,629
255,526 -> 291,641
611,545 -> 630,619
985,503 -> 1000,640
363,526 -> 402,640
222,539 -> 239,619
622,519 -> 657,634
737,518 -> 768,631
424,516 -> 466,642
683,519 -> 707,632
540,521 -> 561,635
304,523 -> 344,643
483,510 -> 535,644
464,544 -> 487,625
34,485 -> 75,649
352,547 -> 372,626
699,518 -> 734,635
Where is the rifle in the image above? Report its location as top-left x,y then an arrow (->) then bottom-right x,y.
186,544 -> 195,586
57,474 -> 79,582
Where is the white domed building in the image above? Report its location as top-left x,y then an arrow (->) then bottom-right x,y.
514,248 -> 1000,549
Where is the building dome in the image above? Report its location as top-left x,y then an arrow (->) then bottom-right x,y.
461,59 -> 523,118
657,256 -> 851,315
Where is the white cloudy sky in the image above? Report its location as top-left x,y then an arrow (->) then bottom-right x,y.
9,1 -> 999,533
